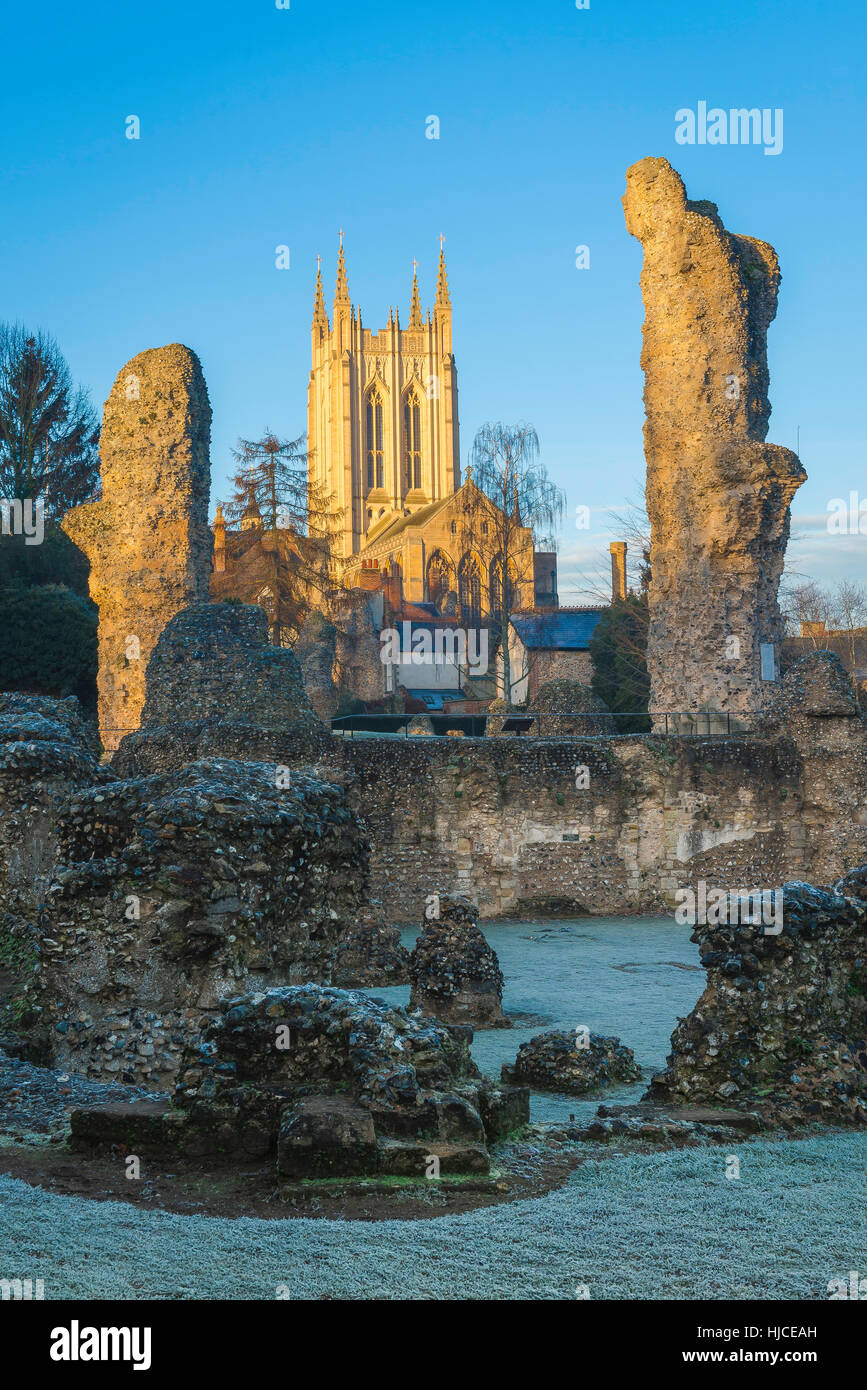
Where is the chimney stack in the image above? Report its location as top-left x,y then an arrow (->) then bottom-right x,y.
609,541 -> 627,603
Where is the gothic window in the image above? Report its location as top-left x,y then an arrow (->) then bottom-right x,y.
427,550 -> 454,607
403,390 -> 422,491
459,555 -> 482,628
366,388 -> 384,490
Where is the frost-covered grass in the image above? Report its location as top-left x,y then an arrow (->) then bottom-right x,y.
1,1132 -> 864,1300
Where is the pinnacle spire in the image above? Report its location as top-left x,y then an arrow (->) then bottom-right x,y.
409,258 -> 423,328
312,257 -> 328,327
334,230 -> 350,307
435,235 -> 451,308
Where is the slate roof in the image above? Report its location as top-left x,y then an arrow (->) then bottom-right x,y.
510,609 -> 603,651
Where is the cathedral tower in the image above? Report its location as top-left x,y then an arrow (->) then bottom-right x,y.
307,236 -> 461,559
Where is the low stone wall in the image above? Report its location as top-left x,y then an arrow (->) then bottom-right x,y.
337,654 -> 867,921
71,985 -> 531,1177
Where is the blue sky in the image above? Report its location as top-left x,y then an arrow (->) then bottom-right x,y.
1,0 -> 864,601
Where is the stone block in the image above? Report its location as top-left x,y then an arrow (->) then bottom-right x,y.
478,1084 -> 531,1141
377,1139 -> 490,1176
277,1096 -> 377,1179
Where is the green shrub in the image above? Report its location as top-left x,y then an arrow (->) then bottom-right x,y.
0,584 -> 97,705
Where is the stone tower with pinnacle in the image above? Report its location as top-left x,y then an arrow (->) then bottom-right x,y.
307,236 -> 460,559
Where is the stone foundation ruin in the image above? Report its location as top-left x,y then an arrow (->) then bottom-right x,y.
71,984 -> 530,1179
30,759 -> 367,1087
112,601 -> 329,777
648,870 -> 867,1125
503,1031 -> 641,1095
409,893 -> 506,1026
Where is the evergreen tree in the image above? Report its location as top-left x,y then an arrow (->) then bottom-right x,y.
0,524 -> 90,595
218,430 -> 341,644
0,323 -> 100,519
589,594 -> 651,732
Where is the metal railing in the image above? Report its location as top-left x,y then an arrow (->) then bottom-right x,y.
330,710 -> 760,739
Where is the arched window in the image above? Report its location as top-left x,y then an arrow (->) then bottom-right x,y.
366,388 -> 384,490
459,555 -> 482,628
427,550 -> 454,607
403,390 -> 422,491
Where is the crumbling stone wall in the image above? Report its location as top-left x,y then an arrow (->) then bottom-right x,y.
333,592 -> 386,703
294,610 -> 339,721
648,870 -> 867,1124
113,602 -> 329,776
526,679 -> 615,735
333,897 -> 410,987
409,892 -> 505,1025
31,758 -> 367,1086
62,345 -> 212,751
0,694 -> 107,916
622,158 -> 806,723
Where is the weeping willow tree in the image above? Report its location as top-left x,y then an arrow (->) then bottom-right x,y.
216,430 -> 342,645
458,422 -> 565,699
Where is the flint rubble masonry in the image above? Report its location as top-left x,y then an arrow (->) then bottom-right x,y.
622,157 -> 806,723
62,344 -> 212,752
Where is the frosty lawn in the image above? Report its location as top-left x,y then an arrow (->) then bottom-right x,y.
1,1133 -> 864,1300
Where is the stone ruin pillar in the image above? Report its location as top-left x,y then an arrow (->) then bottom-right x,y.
408,892 -> 505,1026
622,158 -> 806,730
63,344 -> 212,751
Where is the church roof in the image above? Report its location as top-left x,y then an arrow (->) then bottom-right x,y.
362,493 -> 455,548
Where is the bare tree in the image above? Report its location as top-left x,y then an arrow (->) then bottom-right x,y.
834,579 -> 867,705
0,323 -> 100,518
781,581 -> 837,646
459,422 -> 565,700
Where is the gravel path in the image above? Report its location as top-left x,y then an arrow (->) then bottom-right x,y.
2,1132 -> 864,1300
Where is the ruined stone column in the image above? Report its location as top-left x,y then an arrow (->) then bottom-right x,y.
63,345 -> 212,750
622,158 -> 806,728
